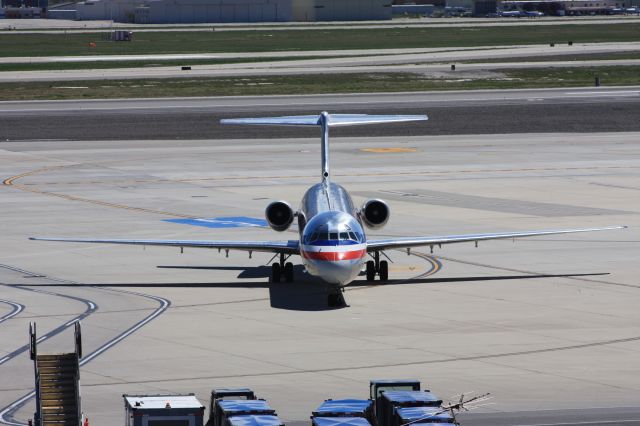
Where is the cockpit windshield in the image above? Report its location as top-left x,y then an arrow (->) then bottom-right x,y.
307,230 -> 363,244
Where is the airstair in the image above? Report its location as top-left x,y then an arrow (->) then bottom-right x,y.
30,322 -> 83,426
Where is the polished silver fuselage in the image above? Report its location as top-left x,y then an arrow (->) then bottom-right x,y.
298,182 -> 367,285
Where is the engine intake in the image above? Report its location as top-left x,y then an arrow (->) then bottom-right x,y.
265,201 -> 295,232
360,199 -> 390,229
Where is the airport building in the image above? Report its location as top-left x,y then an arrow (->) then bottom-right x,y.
500,0 -> 637,14
65,0 -> 392,23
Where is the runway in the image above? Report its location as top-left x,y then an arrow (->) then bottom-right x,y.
0,101 -> 639,426
1,87 -> 639,141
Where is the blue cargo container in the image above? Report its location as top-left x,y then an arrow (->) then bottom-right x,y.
312,399 -> 374,423
227,415 -> 284,426
213,400 -> 276,426
379,392 -> 442,426
395,407 -> 454,425
312,417 -> 372,426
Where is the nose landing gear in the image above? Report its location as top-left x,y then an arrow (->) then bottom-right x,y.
271,253 -> 294,282
366,251 -> 388,282
328,286 -> 347,308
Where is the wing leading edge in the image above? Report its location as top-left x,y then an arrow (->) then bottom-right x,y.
366,226 -> 626,252
29,237 -> 300,255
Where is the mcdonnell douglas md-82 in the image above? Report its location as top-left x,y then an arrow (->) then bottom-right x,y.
32,113 -> 624,301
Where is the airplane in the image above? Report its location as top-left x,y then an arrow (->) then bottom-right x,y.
32,112 -> 624,304
499,10 -> 524,17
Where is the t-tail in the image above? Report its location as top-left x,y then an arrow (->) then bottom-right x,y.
221,112 -> 429,183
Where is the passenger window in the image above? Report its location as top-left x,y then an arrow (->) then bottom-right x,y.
339,232 -> 349,240
329,232 -> 338,240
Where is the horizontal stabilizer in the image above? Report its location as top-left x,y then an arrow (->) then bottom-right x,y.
221,113 -> 428,127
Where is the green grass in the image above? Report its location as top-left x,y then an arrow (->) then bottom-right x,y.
1,23 -> 639,57
0,56 -> 330,72
1,66 -> 638,101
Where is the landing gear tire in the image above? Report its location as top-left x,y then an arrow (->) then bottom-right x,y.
379,260 -> 389,282
271,263 -> 281,282
284,262 -> 294,282
366,260 -> 376,281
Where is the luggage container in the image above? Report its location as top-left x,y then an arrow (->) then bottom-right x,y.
123,394 -> 205,426
213,400 -> 276,426
312,417 -> 372,426
227,415 -> 284,426
369,380 -> 420,422
312,399 -> 374,424
379,392 -> 442,426
395,407 -> 454,425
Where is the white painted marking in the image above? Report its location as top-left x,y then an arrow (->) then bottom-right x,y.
0,300 -> 24,324
0,391 -> 36,426
79,293 -> 169,365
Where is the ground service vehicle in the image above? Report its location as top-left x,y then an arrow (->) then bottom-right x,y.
312,399 -> 374,424
123,394 -> 205,426
379,391 -> 442,426
208,389 -> 257,424
369,380 -> 421,422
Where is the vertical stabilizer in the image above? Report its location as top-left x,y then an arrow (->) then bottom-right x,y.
319,111 -> 330,184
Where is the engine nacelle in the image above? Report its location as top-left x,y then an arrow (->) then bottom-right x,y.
360,199 -> 390,229
265,201 -> 295,232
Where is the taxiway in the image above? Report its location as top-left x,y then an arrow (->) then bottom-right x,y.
0,123 -> 638,425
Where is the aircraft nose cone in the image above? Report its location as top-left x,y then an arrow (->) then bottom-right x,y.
316,260 -> 361,285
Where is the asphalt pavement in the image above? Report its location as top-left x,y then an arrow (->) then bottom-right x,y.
1,87 -> 639,141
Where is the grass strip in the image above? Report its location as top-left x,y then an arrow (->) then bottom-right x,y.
0,66 -> 639,101
0,56 -> 330,72
1,23 -> 639,57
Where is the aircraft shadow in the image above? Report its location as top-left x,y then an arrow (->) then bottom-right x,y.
158,264 -> 274,280
158,264 -> 346,310
7,269 -> 606,311
346,272 -> 609,287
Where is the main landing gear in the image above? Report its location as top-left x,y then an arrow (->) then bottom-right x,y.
366,251 -> 388,282
271,253 -> 294,283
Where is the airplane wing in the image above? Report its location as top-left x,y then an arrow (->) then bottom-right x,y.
29,237 -> 300,255
366,226 -> 626,252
